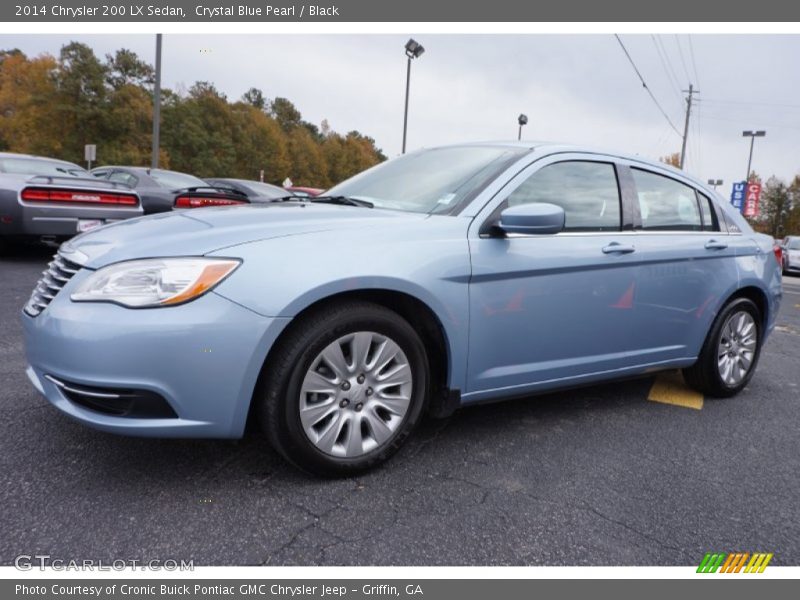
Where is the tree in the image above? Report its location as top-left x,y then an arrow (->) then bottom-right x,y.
659,152 -> 680,168
0,42 -> 387,185
270,97 -> 302,131
0,51 -> 59,154
757,176 -> 791,238
241,87 -> 266,110
229,102 -> 290,182
785,175 -> 800,236
53,42 -> 109,162
105,48 -> 154,90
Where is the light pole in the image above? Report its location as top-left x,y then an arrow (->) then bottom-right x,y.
401,38 -> 425,155
517,114 -> 528,141
707,179 -> 723,190
742,130 -> 766,182
151,33 -> 162,169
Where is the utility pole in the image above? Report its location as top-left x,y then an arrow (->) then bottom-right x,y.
679,84 -> 697,170
151,34 -> 162,169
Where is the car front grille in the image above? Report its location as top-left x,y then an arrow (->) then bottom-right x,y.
24,252 -> 82,317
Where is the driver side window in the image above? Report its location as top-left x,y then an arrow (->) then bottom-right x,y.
505,161 -> 622,232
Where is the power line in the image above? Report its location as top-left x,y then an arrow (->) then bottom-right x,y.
650,34 -> 683,107
700,112 -> 800,130
701,98 -> 800,109
614,34 -> 682,137
656,35 -> 684,96
687,35 -> 701,89
674,35 -> 692,84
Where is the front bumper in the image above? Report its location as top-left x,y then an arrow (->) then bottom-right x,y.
22,279 -> 289,438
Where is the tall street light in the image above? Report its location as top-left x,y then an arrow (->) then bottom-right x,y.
742,130 -> 766,182
151,33 -> 162,169
517,114 -> 528,141
401,38 -> 425,154
707,179 -> 723,190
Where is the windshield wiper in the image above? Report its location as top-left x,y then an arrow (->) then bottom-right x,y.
309,195 -> 374,208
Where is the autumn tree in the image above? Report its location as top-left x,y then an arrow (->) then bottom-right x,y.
659,152 -> 681,168
0,42 -> 386,186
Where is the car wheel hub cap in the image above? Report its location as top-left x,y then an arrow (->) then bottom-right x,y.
717,311 -> 757,386
299,331 -> 413,458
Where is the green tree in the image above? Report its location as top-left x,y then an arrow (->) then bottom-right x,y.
105,48 -> 154,90
757,176 -> 791,238
241,87 -> 266,110
53,42 -> 108,163
270,97 -> 302,131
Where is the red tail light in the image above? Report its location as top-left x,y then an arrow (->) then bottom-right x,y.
21,187 -> 138,206
175,196 -> 246,208
774,243 -> 783,266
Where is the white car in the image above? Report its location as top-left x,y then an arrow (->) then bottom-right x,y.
782,236 -> 800,275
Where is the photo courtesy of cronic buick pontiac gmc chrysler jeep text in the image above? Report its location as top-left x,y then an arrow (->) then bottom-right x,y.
22,143 -> 782,475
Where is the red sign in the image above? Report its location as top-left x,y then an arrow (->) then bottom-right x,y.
742,182 -> 761,217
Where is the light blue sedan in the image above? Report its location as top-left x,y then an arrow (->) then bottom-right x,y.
22,143 -> 782,474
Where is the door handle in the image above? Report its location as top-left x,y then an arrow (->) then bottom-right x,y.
705,239 -> 728,250
602,242 -> 636,255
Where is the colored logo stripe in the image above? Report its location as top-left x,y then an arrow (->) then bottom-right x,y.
697,553 -> 726,573
697,552 -> 773,573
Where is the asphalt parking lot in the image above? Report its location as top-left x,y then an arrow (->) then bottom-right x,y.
1,244 -> 799,567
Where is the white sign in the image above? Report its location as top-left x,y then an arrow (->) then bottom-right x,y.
84,144 -> 97,161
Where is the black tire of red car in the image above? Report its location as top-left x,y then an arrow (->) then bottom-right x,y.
683,297 -> 762,398
257,300 -> 430,476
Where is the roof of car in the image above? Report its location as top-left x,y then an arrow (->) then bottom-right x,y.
93,166 -> 164,173
425,141 -> 707,191
0,152 -> 82,167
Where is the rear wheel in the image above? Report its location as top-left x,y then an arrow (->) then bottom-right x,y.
258,301 -> 429,476
683,297 -> 762,397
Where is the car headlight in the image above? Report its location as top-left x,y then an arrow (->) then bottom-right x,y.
70,257 -> 241,308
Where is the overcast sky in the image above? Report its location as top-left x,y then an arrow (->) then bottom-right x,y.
4,34 -> 799,193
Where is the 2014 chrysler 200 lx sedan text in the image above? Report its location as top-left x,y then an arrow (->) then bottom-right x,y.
22,143 -> 782,475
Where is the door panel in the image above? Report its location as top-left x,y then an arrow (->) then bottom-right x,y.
467,234 -> 649,396
466,155 -> 646,398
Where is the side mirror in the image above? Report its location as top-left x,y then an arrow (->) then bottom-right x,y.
498,203 -> 565,235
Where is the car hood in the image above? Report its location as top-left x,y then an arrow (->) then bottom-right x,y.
61,203 -> 424,269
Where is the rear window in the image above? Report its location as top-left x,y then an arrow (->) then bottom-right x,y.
149,169 -> 207,190
632,169 -> 702,231
0,157 -> 88,177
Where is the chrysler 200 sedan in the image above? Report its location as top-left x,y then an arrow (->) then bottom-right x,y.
22,143 -> 782,475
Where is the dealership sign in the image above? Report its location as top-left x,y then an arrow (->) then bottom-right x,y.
730,181 -> 746,212
742,182 -> 762,217
730,181 -> 761,217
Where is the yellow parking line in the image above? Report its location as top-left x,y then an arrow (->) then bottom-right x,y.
647,371 -> 704,410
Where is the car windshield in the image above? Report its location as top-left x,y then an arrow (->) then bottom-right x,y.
0,157 -> 88,177
149,169 -> 207,189
324,146 -> 526,214
788,238 -> 800,250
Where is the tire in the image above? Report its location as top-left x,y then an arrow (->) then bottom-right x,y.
683,297 -> 762,398
258,300 -> 430,476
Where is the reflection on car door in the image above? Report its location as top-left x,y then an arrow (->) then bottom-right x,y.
620,165 -> 739,360
465,155 -> 644,401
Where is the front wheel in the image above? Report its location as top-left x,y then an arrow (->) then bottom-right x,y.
683,297 -> 762,398
258,301 -> 429,476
